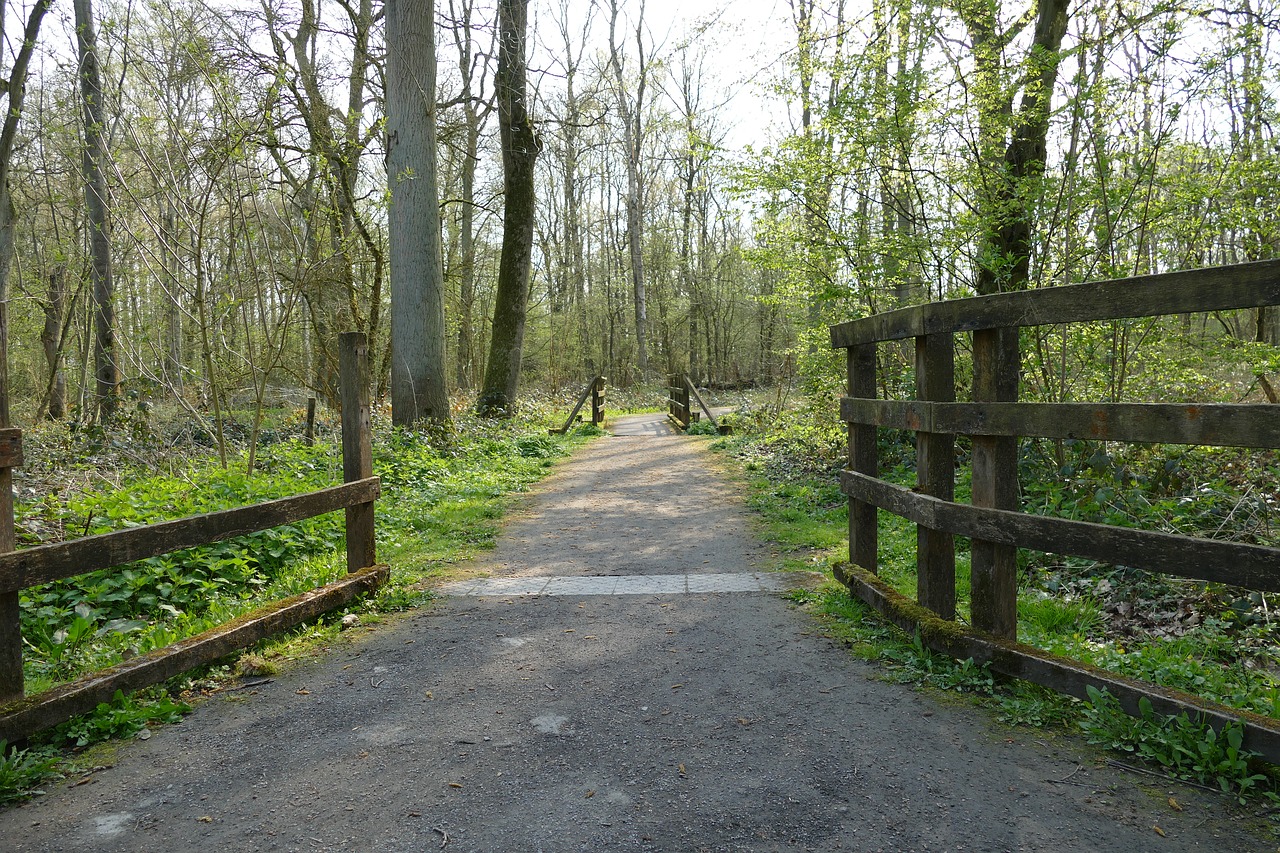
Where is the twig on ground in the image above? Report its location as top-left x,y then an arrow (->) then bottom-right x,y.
1104,760 -> 1220,794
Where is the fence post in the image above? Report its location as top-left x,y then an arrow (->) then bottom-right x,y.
681,374 -> 691,426
0,288 -> 18,702
0,435 -> 20,704
591,376 -> 604,426
304,397 -> 317,446
339,332 -> 376,573
848,344 -> 879,573
915,332 -> 956,619
970,327 -> 1020,638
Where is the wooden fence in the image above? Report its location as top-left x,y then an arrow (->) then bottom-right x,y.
0,332 -> 385,742
831,259 -> 1280,760
551,376 -> 606,434
667,374 -> 726,433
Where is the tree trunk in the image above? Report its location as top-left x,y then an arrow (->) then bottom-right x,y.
958,0 -> 1072,295
478,0 -> 541,416
608,0 -> 650,378
74,0 -> 117,421
387,0 -> 451,426
40,264 -> 68,419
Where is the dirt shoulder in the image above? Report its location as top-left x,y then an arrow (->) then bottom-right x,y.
0,416 -> 1268,851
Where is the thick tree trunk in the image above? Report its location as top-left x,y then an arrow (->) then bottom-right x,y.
477,0 -> 541,416
74,0 -> 117,421
386,0 -> 451,426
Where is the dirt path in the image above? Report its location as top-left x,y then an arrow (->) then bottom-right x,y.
0,415 -> 1267,851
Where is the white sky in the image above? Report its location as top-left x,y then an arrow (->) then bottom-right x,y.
527,0 -> 796,152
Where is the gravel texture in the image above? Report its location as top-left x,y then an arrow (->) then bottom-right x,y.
0,414 -> 1269,851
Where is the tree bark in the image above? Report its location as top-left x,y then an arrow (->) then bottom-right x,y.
478,0 -> 541,416
957,0 -> 1072,295
74,0 -> 117,420
386,0 -> 451,426
40,264 -> 68,420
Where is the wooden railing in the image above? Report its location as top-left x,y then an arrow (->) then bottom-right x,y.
667,374 -> 726,433
0,332 -> 385,742
667,374 -> 692,428
551,375 -> 606,434
831,259 -> 1280,760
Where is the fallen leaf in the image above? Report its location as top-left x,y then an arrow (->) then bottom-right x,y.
295,689 -> 311,695
678,763 -> 686,775
585,790 -> 596,798
564,629 -> 575,633
425,691 -> 433,699
448,782 -> 463,789
1153,826 -> 1165,837
1167,797 -> 1181,812
671,684 -> 684,690
197,816 -> 213,823
584,635 -> 597,639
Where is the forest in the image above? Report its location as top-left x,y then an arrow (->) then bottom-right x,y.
0,0 -> 1275,418
1,0 -> 1280,807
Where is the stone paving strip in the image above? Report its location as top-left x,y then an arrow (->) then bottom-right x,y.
438,571 -> 794,597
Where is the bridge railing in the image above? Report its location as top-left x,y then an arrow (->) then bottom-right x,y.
830,259 -> 1280,759
0,332 -> 385,742
551,375 -> 606,434
667,374 -> 728,433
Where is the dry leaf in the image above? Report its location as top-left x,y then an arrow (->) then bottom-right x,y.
678,763 -> 686,775
1153,826 -> 1165,837
197,816 -> 213,823
448,782 -> 464,789
564,629 -> 575,633
295,689 -> 311,695
671,683 -> 684,690
585,790 -> 596,798
1167,797 -> 1181,811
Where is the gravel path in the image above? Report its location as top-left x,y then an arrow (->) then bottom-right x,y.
0,415 -> 1268,851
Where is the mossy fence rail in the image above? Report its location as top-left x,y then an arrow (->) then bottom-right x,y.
831,259 -> 1280,761
0,332 -> 385,743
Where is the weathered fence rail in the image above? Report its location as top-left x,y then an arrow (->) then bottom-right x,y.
831,258 -> 1280,760
0,332 -> 385,742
